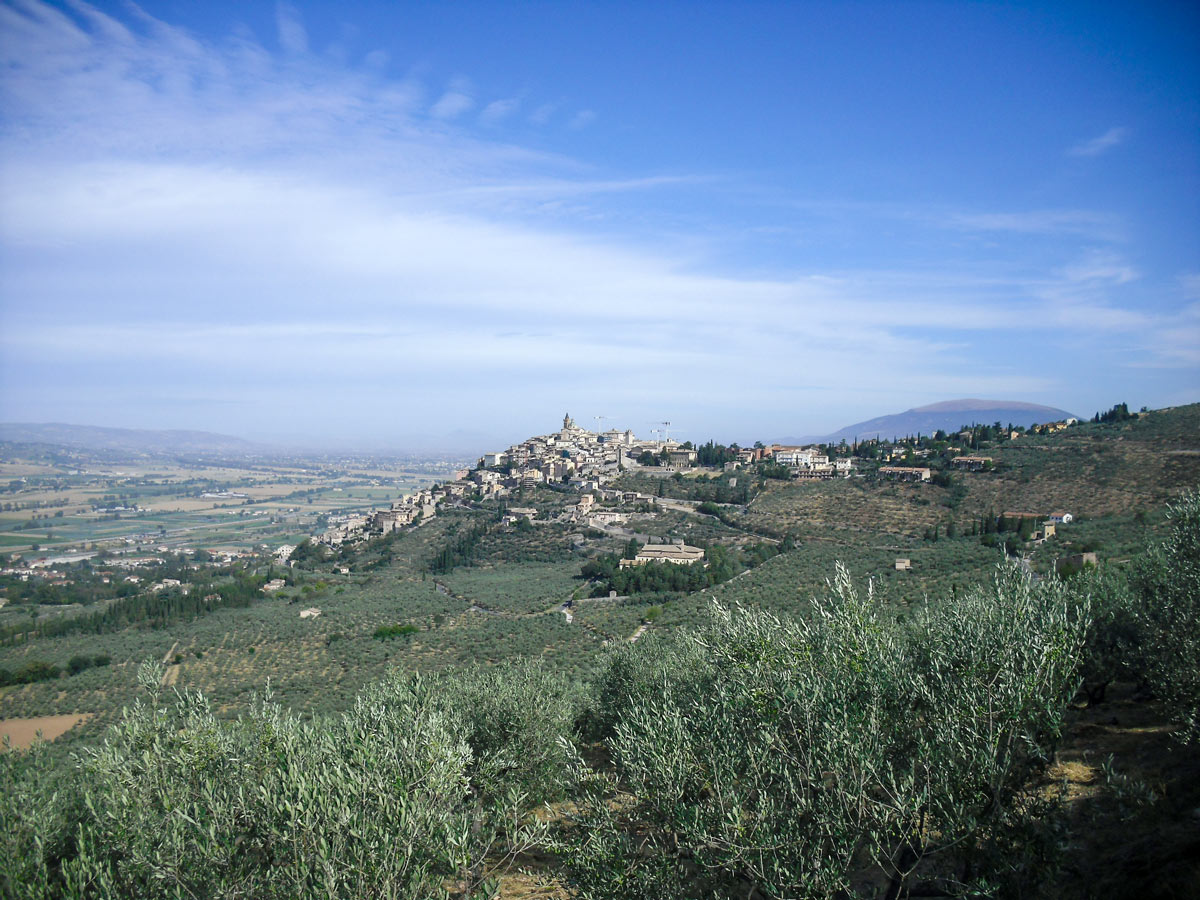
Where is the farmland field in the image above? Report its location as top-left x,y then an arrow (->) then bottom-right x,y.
0,448 -> 452,558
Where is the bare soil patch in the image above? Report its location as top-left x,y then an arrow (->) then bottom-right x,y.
1,713 -> 91,749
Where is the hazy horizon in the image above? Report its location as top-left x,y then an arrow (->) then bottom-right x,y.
2,1 -> 1197,449
0,395 -> 1095,458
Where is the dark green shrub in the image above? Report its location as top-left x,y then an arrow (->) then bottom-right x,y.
14,660 -> 60,684
1071,567 -> 1139,704
374,623 -> 419,639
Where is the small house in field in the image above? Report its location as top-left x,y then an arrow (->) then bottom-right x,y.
1048,512 -> 1073,524
299,607 -> 321,619
895,558 -> 912,571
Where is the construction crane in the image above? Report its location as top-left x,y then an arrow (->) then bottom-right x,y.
658,421 -> 672,443
594,415 -> 608,434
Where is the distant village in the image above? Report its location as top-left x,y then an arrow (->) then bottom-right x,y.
312,413 -> 860,551
309,411 -> 1087,560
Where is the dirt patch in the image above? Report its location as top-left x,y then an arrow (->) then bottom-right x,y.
1046,683 -> 1200,899
493,848 -> 569,900
1,713 -> 91,750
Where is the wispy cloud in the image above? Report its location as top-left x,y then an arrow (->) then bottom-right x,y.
480,97 -> 520,125
429,77 -> 474,120
275,2 -> 308,54
528,102 -> 556,125
0,1 -> 1188,445
1068,126 -> 1127,157
1060,251 -> 1138,286
947,209 -> 1122,241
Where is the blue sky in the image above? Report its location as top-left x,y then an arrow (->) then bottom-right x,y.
1,0 -> 1197,452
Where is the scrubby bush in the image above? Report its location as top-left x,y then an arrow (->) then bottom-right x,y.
559,563 -> 1090,899
438,657 -> 579,809
1070,567 -> 1140,704
11,660 -> 61,684
0,739 -> 81,900
0,661 -> 564,899
54,664 -> 486,899
1127,489 -> 1200,740
373,623 -> 419,639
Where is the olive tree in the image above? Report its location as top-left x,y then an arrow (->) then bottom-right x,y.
1128,489 -> 1200,741
559,563 -> 1090,899
58,665 -> 492,899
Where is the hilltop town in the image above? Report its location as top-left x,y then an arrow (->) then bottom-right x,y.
312,412 -> 863,550
311,409 -> 1125,555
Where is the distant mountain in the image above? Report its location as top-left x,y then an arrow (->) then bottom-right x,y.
780,399 -> 1077,445
0,422 -> 261,456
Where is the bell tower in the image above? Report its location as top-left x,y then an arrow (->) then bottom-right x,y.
563,412 -> 574,431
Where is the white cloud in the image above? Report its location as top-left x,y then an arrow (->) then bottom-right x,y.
430,78 -> 474,119
948,209 -> 1121,241
1060,252 -> 1138,286
480,97 -> 520,125
1068,126 -> 1127,157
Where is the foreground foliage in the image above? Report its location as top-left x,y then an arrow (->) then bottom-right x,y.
1127,490 -> 1200,741
2,660 -> 575,900
559,564 -> 1091,899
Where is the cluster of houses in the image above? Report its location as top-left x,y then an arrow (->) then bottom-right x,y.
314,415 -> 871,551
476,413 -> 668,495
309,413 -> 1088,553
755,445 -> 856,478
876,456 -> 994,482
312,415 -> 725,550
318,480 -> 473,547
878,466 -> 931,482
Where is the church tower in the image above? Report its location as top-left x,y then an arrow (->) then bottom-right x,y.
563,412 -> 575,431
